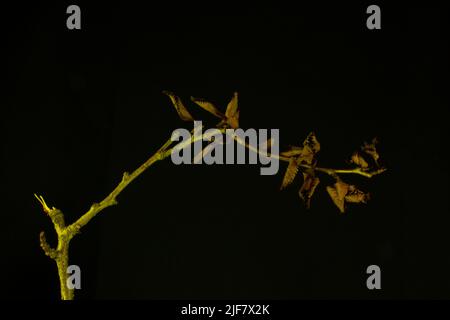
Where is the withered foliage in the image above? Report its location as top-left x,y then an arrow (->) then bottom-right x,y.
164,91 -> 386,213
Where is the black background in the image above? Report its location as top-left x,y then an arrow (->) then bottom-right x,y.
2,1 -> 448,299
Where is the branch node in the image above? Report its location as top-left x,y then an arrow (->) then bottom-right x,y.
156,151 -> 165,161
91,203 -> 100,210
122,171 -> 130,182
66,223 -> 81,238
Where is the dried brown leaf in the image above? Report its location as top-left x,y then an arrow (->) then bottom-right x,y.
326,181 -> 349,213
299,173 -> 320,209
163,91 -> 195,121
280,157 -> 300,190
326,185 -> 345,213
298,132 -> 321,165
227,110 -> 240,129
225,92 -> 239,129
335,181 -> 349,201
345,185 -> 370,204
190,96 -> 226,120
303,132 -> 321,154
351,152 -> 369,169
361,137 -> 380,165
327,181 -> 370,212
225,92 -> 239,118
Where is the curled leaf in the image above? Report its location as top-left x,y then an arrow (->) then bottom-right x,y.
226,110 -> 240,129
298,132 -> 320,165
345,185 -> 370,204
304,132 -> 321,154
361,137 -> 380,166
326,181 -> 369,213
326,187 -> 344,213
163,91 -> 195,121
299,173 -> 320,209
280,157 -> 300,190
224,92 -> 239,129
335,180 -> 349,199
191,92 -> 240,129
350,152 -> 369,169
190,96 -> 226,120
225,92 -> 238,118
280,132 -> 320,162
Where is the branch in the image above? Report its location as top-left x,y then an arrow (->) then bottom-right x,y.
36,127 -> 216,299
37,93 -> 386,300
198,130 -> 386,179
321,167 -> 387,178
35,194 -> 73,300
69,135 -> 176,232
35,133 -> 180,299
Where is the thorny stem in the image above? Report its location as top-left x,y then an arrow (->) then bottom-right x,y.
37,126 -> 385,300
